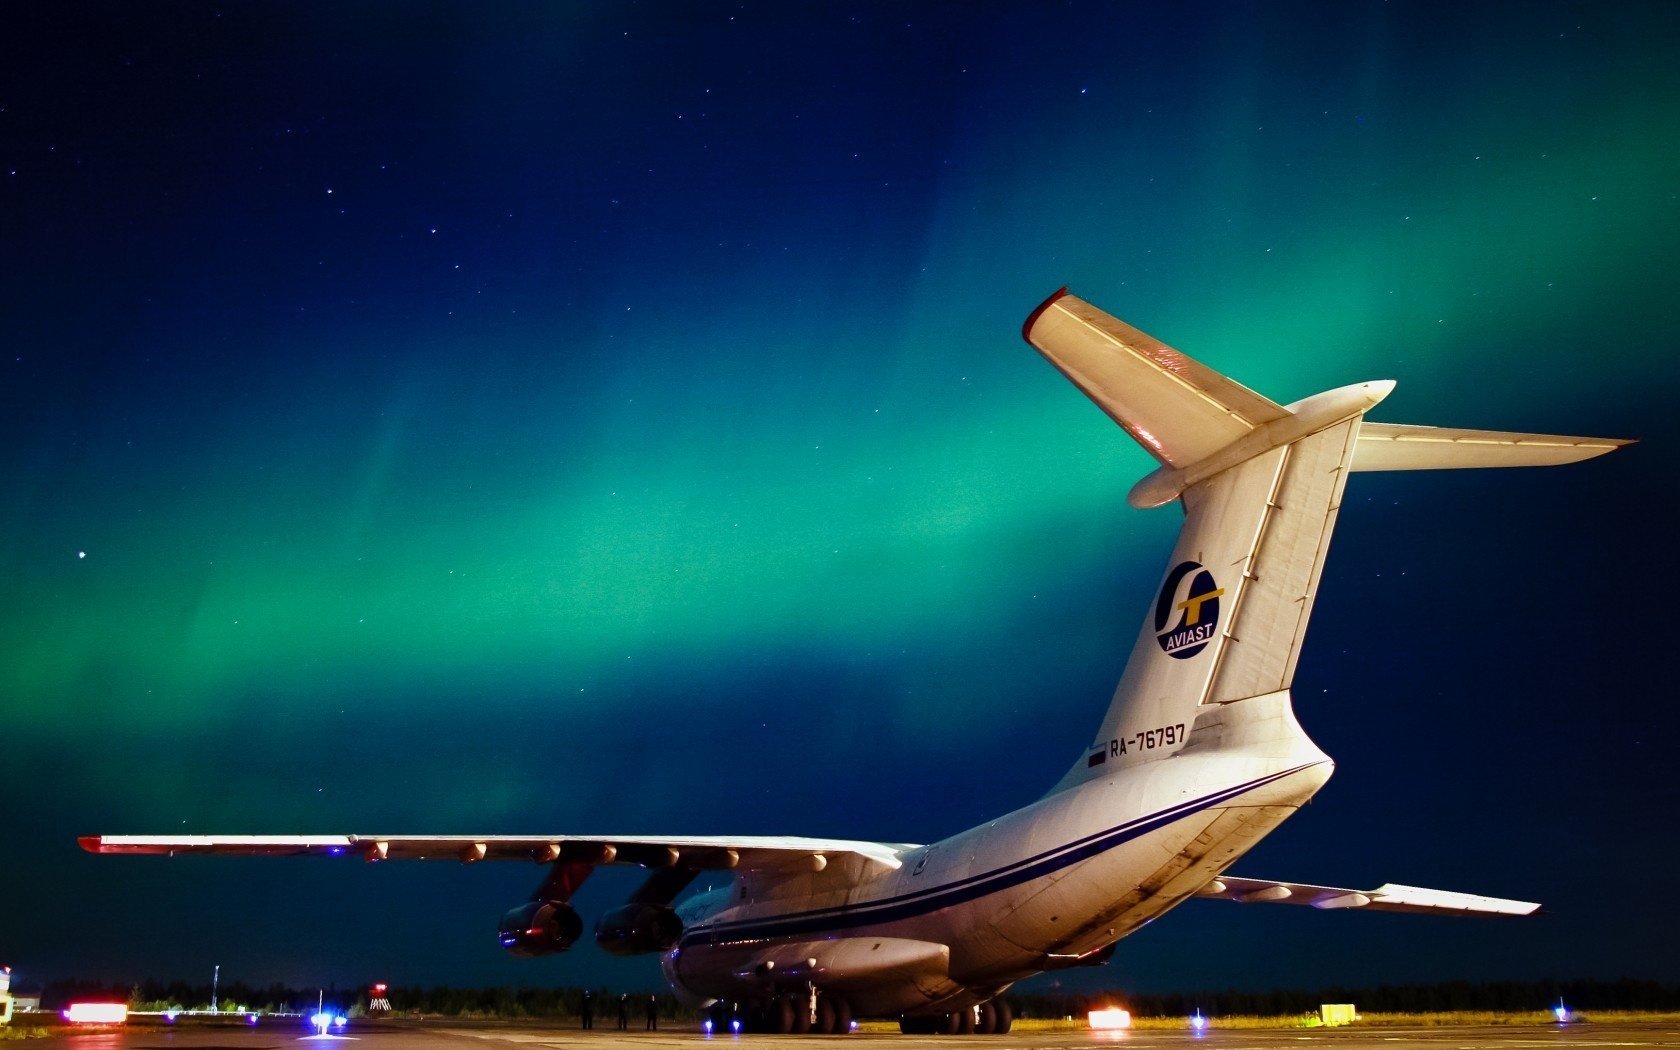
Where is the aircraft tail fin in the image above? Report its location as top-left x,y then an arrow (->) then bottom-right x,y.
1024,289 -> 1630,795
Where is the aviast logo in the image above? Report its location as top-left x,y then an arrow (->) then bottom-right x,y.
1154,560 -> 1224,659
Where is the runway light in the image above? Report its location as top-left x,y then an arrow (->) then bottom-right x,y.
702,1019 -> 713,1034
849,1020 -> 859,1030
1191,1009 -> 1208,1032
730,1018 -> 742,1033
1088,1007 -> 1132,1030
311,1011 -> 334,1034
248,1013 -> 259,1025
1554,1002 -> 1571,1023
65,1003 -> 129,1024
335,1016 -> 348,1027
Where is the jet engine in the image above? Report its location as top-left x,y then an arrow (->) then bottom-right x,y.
594,902 -> 682,956
497,900 -> 583,956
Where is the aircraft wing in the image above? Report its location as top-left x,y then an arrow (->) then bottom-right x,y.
1194,875 -> 1539,916
79,833 -> 908,874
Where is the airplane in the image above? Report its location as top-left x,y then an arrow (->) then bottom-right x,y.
82,288 -> 1630,1035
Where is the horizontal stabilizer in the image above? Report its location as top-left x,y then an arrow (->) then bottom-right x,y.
1353,423 -> 1631,472
1023,289 -> 1289,468
1195,875 -> 1539,916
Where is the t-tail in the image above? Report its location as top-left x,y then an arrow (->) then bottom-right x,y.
1023,288 -> 1630,794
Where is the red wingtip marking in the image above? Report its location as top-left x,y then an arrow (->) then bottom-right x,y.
1021,286 -> 1070,345
78,835 -> 103,853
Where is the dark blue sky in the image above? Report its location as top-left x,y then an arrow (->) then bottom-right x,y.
2,2 -> 1676,996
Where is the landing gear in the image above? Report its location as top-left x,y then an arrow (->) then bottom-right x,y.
991,999 -> 1013,1034
896,999 -> 1012,1035
787,993 -> 812,1035
764,997 -> 794,1034
735,992 -> 852,1034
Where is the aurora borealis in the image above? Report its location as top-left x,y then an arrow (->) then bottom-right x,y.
3,2 -> 1678,992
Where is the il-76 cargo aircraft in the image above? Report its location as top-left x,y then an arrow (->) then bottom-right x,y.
84,290 -> 1629,1035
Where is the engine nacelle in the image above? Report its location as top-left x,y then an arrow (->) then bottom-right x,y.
594,902 -> 682,956
497,901 -> 583,957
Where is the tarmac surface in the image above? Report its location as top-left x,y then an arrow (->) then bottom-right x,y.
15,1019 -> 1680,1050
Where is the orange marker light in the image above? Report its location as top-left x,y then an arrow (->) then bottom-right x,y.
65,1003 -> 129,1024
1088,1007 -> 1132,1030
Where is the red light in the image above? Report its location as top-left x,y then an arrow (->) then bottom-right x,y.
65,1003 -> 129,1024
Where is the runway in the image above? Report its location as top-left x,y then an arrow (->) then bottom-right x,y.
16,1019 -> 1680,1050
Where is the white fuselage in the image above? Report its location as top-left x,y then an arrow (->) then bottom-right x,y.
663,689 -> 1331,1017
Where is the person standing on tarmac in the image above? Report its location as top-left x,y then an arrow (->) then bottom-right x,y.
616,993 -> 629,1031
646,994 -> 659,1030
579,991 -> 593,1030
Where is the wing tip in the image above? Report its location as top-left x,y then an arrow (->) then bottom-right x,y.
78,835 -> 104,854
1021,286 -> 1070,345
1556,436 -> 1635,466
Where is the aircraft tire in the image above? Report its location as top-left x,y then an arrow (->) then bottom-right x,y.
992,999 -> 1013,1035
975,1001 -> 997,1034
787,995 -> 811,1034
831,996 -> 853,1034
957,1007 -> 976,1035
814,996 -> 837,1034
766,997 -> 794,1034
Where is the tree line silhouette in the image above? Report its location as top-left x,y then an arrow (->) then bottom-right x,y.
23,976 -> 1679,1019
1015,978 -> 1680,1018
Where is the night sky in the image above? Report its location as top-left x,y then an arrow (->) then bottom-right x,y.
4,2 -> 1678,997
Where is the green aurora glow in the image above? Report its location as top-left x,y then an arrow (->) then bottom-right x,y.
2,1 -> 1675,989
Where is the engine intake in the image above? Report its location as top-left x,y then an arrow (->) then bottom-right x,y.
497,901 -> 583,956
594,902 -> 682,956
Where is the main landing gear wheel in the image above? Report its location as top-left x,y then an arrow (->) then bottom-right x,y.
787,994 -> 812,1035
814,997 -> 836,1035
750,997 -> 792,1034
934,1007 -> 974,1034
990,999 -> 1013,1034
829,996 -> 853,1034
897,1002 -> 1010,1036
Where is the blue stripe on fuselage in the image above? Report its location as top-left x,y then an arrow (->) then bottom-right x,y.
677,762 -> 1320,948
